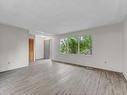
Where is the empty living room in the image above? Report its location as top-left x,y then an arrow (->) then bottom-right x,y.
0,0 -> 127,95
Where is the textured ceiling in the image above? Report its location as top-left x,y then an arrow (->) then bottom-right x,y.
0,0 -> 127,35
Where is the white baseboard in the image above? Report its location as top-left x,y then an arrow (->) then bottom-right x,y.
52,60 -> 121,73
0,64 -> 28,73
123,73 -> 127,80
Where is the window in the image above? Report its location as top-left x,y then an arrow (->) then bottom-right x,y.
60,35 -> 92,55
67,37 -> 78,54
60,38 -> 68,54
79,35 -> 92,55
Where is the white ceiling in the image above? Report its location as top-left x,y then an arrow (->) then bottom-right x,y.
0,0 -> 127,35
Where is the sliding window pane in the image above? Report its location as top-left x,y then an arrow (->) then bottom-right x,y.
60,38 -> 68,54
79,35 -> 92,55
67,37 -> 78,54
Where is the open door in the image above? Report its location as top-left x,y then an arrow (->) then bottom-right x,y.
29,38 -> 34,63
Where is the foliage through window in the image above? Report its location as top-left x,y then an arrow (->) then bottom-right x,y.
60,35 -> 92,55
67,37 -> 78,54
60,38 -> 68,54
79,35 -> 92,55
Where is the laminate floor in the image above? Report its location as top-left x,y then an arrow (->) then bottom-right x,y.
0,60 -> 127,95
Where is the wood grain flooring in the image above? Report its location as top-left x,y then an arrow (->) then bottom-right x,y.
0,60 -> 127,95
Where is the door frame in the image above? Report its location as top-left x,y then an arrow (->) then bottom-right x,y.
29,38 -> 35,63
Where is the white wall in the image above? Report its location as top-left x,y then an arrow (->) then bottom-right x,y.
35,36 -> 44,59
123,16 -> 127,79
0,24 -> 29,72
52,23 -> 123,72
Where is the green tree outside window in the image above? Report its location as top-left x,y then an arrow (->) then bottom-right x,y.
60,35 -> 92,55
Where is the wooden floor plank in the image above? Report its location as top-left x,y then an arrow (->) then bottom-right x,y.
0,60 -> 127,95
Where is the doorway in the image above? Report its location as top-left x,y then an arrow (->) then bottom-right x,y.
29,38 -> 34,63
44,40 -> 51,59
